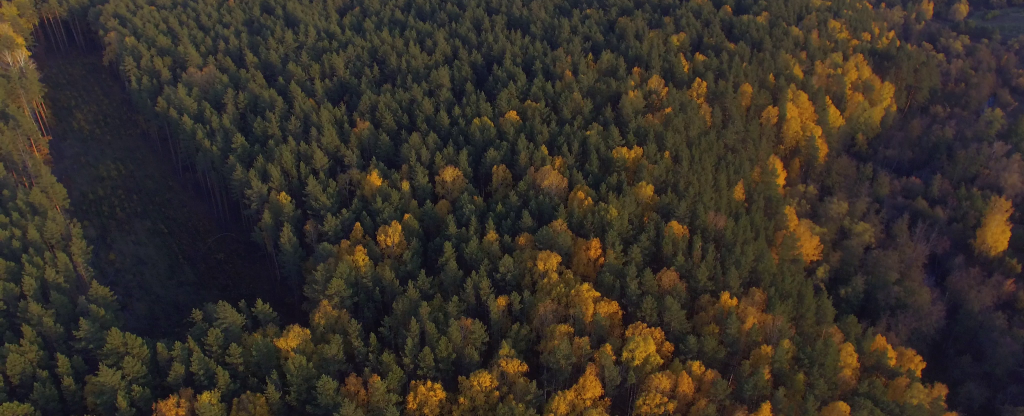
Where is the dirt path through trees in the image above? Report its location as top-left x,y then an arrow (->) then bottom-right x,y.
36,50 -> 296,338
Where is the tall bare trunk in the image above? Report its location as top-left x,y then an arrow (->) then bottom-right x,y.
203,169 -> 219,220
33,25 -> 46,50
72,15 -> 86,49
18,93 -> 40,156
39,102 -> 51,131
43,15 -> 60,51
49,15 -> 67,51
55,16 -> 70,50
219,180 -> 231,224
32,101 -> 48,138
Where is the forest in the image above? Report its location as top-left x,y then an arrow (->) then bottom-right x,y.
2,0 -> 1024,414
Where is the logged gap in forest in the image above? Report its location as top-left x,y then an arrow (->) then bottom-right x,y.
33,34 -> 300,338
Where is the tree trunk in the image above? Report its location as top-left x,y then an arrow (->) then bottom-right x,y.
43,15 -> 60,51
240,201 -> 249,229
218,182 -> 230,224
33,25 -> 46,50
18,94 -> 40,156
67,15 -> 80,48
150,125 -> 161,153
203,169 -> 219,220
55,16 -> 70,50
32,101 -> 48,138
39,102 -> 52,131
48,15 -> 66,51
165,121 -> 183,178
72,15 -> 86,49
212,175 -> 225,222
16,136 -> 36,186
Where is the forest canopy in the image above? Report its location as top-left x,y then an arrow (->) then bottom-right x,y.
3,0 -> 1024,414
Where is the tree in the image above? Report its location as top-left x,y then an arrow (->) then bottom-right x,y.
768,155 -> 786,192
154,389 -> 195,416
571,238 -> 605,281
435,165 -> 467,201
948,0 -> 969,22
545,364 -> 609,416
819,401 -> 850,416
781,86 -> 827,162
195,390 -> 227,416
406,380 -> 447,416
739,83 -> 754,110
822,97 -> 844,133
894,347 -> 926,378
530,166 -> 568,200
490,164 -> 513,197
612,146 -> 644,179
25,0 -> 995,412
782,206 -> 823,264
274,325 -> 311,357
377,220 -> 407,258
752,402 -> 773,416
869,334 -> 897,368
914,0 -> 934,21
362,169 -> 384,198
623,323 -> 674,369
452,370 -> 500,415
0,402 -> 39,416
665,221 -> 689,239
837,342 -> 859,392
974,195 -> 1013,257
229,392 -> 271,416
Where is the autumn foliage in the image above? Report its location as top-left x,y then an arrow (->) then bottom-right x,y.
974,195 -> 1013,257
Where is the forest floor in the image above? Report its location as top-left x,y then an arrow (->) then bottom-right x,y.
36,49 -> 298,338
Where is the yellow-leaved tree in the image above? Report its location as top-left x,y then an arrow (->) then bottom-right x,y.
781,85 -> 828,162
530,165 -> 569,199
820,401 -> 851,416
665,221 -> 689,239
274,325 -> 311,357
435,165 -> 468,201
153,389 -> 194,416
837,342 -> 860,392
633,371 -> 679,415
612,146 -> 644,178
376,220 -> 407,258
895,346 -> 927,378
752,402 -> 773,416
622,322 -> 675,374
362,169 -> 384,197
914,0 -> 935,22
546,363 -> 610,416
734,180 -> 746,202
452,370 -> 500,415
870,334 -> 898,367
948,0 -> 969,22
406,380 -> 448,416
761,106 -> 780,127
974,195 -> 1013,257
571,238 -> 605,280
769,154 -> 787,192
689,78 -> 713,126
739,83 -> 754,109
490,164 -> 514,196
780,206 -> 823,264
352,245 -> 370,272
823,96 -> 845,132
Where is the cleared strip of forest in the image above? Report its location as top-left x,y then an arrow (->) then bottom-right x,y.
36,50 -> 296,337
